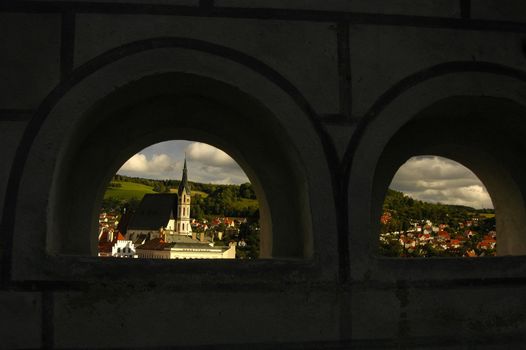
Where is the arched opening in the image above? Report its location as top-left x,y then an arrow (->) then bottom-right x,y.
48,73 -> 313,260
371,96 -> 526,258
98,140 -> 261,259
378,156 -> 496,257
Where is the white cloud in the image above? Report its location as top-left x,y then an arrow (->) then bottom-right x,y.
186,142 -> 236,168
119,153 -> 178,177
390,156 -> 494,209
116,141 -> 250,184
120,153 -> 148,172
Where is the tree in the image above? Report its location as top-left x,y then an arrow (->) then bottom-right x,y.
239,183 -> 256,199
152,183 -> 167,193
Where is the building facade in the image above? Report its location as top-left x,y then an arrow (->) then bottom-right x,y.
3,1 -> 526,348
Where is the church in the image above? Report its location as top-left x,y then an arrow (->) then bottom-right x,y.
125,159 -> 236,259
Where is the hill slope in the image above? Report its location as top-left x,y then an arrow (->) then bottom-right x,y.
382,188 -> 494,231
101,176 -> 259,218
104,181 -> 156,201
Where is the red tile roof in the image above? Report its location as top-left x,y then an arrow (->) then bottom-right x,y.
136,238 -> 170,250
115,232 -> 126,241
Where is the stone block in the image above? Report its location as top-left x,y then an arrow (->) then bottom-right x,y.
472,0 -> 526,23
349,25 -> 526,118
216,0 -> 461,17
0,291 -> 42,348
350,286 -> 400,340
74,14 -> 339,114
405,285 -> 526,339
0,13 -> 61,109
53,287 -> 340,348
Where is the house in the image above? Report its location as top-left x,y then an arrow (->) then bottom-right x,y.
465,230 -> 476,238
450,239 -> 462,249
380,212 -> 392,224
98,231 -> 138,258
399,237 -> 416,249
418,233 -> 432,245
478,239 -> 497,250
224,217 -> 235,227
112,239 -> 138,258
437,231 -> 450,241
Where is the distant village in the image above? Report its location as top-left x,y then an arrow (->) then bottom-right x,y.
98,159 -> 259,259
379,212 -> 497,257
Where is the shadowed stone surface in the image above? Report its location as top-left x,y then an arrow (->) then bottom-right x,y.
2,1 -> 526,348
0,292 -> 41,348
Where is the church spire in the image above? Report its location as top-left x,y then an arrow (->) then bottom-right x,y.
178,156 -> 191,196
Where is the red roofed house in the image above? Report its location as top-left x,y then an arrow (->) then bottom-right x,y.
437,231 -> 450,241
98,231 -> 138,258
450,239 -> 462,249
380,212 -> 392,225
478,239 -> 497,250
224,217 -> 235,227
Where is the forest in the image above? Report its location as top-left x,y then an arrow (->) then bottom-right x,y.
101,174 -> 259,220
381,188 -> 494,233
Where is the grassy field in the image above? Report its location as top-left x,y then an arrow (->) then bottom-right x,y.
169,188 -> 209,198
104,181 -> 156,201
104,181 -> 258,211
105,181 -> 213,202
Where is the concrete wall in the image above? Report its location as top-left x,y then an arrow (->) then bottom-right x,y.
2,0 -> 526,348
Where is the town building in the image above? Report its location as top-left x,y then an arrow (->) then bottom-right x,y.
125,159 -> 236,259
98,231 -> 138,258
135,236 -> 236,259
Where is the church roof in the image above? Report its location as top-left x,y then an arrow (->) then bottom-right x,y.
178,158 -> 191,195
135,238 -> 170,250
127,193 -> 178,230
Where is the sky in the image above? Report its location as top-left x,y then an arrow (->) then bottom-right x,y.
390,156 -> 494,209
117,140 -> 250,184
118,143 -> 493,208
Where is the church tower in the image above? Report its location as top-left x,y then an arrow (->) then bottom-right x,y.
176,158 -> 192,235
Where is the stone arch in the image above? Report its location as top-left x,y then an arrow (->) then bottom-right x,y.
345,63 -> 526,278
7,40 -> 336,280
60,74 -> 307,258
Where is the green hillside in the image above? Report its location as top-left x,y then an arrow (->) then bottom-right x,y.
231,198 -> 258,211
104,181 -> 155,201
382,188 -> 495,232
102,176 -> 259,219
170,188 -> 209,198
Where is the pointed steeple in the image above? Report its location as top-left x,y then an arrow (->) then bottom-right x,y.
178,157 -> 191,195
